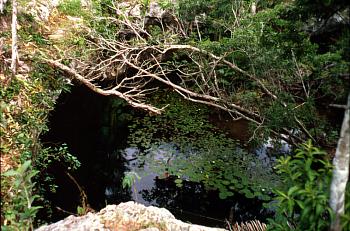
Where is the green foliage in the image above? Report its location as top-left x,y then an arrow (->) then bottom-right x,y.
178,0 -> 252,37
341,183 -> 350,230
1,161 -> 41,231
82,1 -> 118,40
139,0 -> 150,16
58,0 -> 83,17
35,144 -> 81,189
62,0 -> 348,151
1,57 -> 72,227
128,91 -> 212,149
122,171 -> 141,189
335,28 -> 350,61
90,0 -> 114,16
122,171 -> 141,200
158,0 -> 177,10
263,102 -> 297,131
89,18 -> 118,39
267,140 -> 333,230
17,13 -> 49,45
32,144 -> 81,223
174,178 -> 183,187
2,0 -> 349,228
197,2 -> 349,145
0,0 -> 11,15
84,0 -> 122,38
0,63 -> 69,155
155,144 -> 279,200
76,206 -> 86,216
178,0 -> 208,21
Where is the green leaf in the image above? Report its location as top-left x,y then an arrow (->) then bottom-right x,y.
287,186 -> 299,196
295,200 -> 305,209
219,192 -> 228,199
3,170 -> 18,177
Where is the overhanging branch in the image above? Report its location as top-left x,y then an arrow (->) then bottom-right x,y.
44,59 -> 164,114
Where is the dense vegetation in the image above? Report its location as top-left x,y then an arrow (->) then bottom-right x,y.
1,0 -> 349,230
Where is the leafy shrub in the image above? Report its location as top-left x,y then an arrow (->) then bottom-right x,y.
267,140 -> 333,230
58,0 -> 82,17
1,51 -> 72,228
33,143 -> 81,223
1,161 -> 41,231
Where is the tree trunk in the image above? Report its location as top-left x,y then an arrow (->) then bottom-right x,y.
330,93 -> 350,231
10,0 -> 18,76
0,0 -> 9,13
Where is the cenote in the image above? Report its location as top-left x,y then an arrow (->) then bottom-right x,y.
41,85 -> 281,228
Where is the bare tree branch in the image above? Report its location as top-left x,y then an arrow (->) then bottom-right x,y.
44,59 -> 165,114
42,4 -> 322,145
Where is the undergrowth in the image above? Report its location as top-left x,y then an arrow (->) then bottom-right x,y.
0,9 -> 79,228
267,141 -> 335,230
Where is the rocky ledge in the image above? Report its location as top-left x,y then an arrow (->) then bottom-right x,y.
36,201 -> 227,231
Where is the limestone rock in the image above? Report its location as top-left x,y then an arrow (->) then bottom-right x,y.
23,0 -> 60,22
36,201 -> 227,231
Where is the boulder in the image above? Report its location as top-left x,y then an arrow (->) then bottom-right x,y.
36,201 -> 227,231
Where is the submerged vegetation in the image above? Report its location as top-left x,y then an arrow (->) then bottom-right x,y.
1,0 -> 349,230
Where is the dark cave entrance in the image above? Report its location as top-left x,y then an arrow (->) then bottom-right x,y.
40,85 -> 132,221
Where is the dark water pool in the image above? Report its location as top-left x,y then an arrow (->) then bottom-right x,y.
41,85 -> 274,228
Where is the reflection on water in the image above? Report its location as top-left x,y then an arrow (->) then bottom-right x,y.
255,138 -> 291,167
100,144 -> 274,227
42,86 -> 276,227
